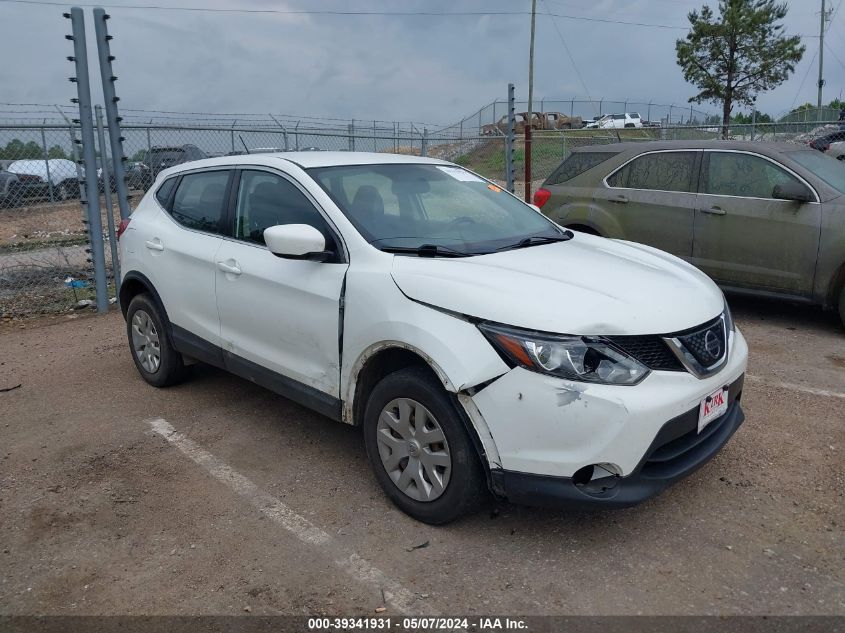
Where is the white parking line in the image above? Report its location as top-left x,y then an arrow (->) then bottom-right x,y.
747,375 -> 845,400
146,417 -> 417,614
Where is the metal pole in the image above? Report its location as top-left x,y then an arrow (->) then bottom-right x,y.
93,8 -> 131,222
68,7 -> 108,314
40,127 -> 55,202
505,83 -> 516,193
421,128 -> 428,157
525,0 -> 536,203
751,106 -> 756,141
394,122 -> 397,152
348,123 -> 354,151
373,120 -> 377,152
818,0 -> 826,119
96,105 -> 120,294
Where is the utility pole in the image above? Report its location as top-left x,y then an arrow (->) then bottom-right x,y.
525,0 -> 537,203
817,0 -> 826,120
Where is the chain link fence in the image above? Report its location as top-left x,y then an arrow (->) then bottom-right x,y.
2,116 -> 842,318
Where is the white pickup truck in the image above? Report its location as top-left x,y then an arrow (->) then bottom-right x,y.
585,113 -> 643,129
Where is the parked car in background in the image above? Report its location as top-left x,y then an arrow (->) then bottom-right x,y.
127,161 -> 153,191
144,145 -> 207,179
7,158 -> 80,201
585,113 -> 643,129
0,170 -> 23,207
808,130 -> 845,160
118,151 -> 747,523
534,140 -> 845,325
543,112 -> 583,130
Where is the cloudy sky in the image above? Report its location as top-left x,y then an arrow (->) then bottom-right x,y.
0,0 -> 842,125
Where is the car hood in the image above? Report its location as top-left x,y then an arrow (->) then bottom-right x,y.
390,235 -> 723,335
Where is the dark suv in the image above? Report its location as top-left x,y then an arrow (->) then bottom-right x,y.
145,145 -> 207,181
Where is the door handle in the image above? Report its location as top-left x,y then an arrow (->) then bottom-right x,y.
610,195 -> 628,204
701,206 -> 726,216
144,239 -> 164,251
217,261 -> 242,275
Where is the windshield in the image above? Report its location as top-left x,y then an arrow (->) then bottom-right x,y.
787,150 -> 845,194
307,163 -> 563,255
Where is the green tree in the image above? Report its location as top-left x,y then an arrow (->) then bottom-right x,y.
47,145 -> 67,159
732,110 -> 772,124
676,0 -> 804,138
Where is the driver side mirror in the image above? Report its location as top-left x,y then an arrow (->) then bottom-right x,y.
263,224 -> 332,262
772,181 -> 814,203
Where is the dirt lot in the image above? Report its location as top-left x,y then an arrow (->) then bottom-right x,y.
0,297 -> 843,616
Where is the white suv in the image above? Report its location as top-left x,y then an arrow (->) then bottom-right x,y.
118,152 -> 748,524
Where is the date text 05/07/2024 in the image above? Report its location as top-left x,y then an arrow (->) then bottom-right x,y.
307,616 -> 529,630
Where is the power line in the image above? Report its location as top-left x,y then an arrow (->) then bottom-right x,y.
0,0 -> 689,28
539,0 -> 598,116
825,42 -> 845,72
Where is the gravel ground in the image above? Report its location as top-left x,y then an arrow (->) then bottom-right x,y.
0,296 -> 843,616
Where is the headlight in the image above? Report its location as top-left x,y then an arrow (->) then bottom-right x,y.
478,323 -> 650,385
723,300 -> 735,333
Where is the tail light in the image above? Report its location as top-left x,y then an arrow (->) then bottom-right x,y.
533,187 -> 552,209
117,217 -> 131,240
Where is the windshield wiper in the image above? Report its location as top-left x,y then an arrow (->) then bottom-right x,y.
495,231 -> 574,252
380,243 -> 474,258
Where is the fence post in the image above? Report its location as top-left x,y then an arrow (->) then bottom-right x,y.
93,8 -> 131,222
505,83 -> 515,193
294,121 -> 300,151
230,122 -> 235,153
373,120 -> 377,152
647,101 -> 652,124
570,99 -> 574,118
493,101 -> 497,126
67,7 -> 108,314
40,126 -> 55,202
95,104 -> 120,294
421,128 -> 428,157
478,109 -> 481,135
394,122 -> 397,152
349,120 -> 355,151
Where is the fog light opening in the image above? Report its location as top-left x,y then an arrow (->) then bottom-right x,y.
573,463 -> 621,496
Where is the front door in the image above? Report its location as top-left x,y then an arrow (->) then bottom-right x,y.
691,150 -> 821,295
214,168 -> 348,399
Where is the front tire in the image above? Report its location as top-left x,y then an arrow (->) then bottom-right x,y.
126,293 -> 186,387
363,367 -> 486,524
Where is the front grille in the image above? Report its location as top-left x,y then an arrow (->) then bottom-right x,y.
606,335 -> 684,371
675,317 -> 727,369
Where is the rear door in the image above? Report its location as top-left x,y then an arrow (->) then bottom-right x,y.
143,168 -> 231,348
692,150 -> 821,294
593,150 -> 700,257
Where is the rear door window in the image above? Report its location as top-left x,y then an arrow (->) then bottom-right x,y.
545,151 -> 619,185
607,151 -> 697,192
168,169 -> 230,234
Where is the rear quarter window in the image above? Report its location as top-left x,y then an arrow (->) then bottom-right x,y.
155,177 -> 177,207
544,152 -> 619,186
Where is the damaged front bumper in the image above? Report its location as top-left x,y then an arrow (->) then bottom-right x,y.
490,379 -> 744,508
464,329 -> 749,508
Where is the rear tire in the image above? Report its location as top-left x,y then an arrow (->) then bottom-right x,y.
363,366 -> 486,524
125,293 -> 186,387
